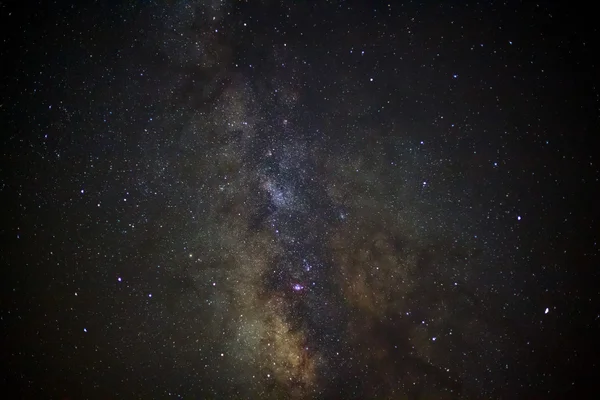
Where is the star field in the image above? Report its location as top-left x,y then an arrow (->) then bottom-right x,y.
1,1 -> 599,399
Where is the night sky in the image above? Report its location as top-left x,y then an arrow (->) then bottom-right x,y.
2,1 -> 599,399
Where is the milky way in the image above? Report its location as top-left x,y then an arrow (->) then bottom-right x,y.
125,3 -> 528,396
3,1 -> 598,399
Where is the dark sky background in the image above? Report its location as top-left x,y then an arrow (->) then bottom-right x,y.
1,1 -> 599,399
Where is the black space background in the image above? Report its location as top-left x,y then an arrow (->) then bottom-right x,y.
1,1 -> 599,399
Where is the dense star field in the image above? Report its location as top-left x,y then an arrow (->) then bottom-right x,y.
2,1 -> 598,399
